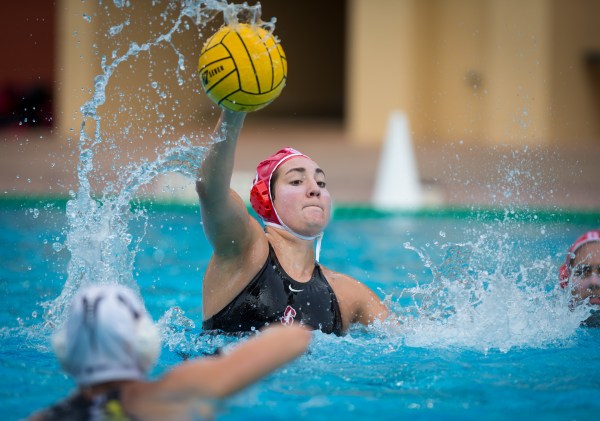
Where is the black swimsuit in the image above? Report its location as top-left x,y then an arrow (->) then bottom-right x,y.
36,389 -> 136,421
202,244 -> 343,335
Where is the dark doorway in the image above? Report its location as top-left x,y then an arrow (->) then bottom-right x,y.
0,2 -> 55,129
256,0 -> 346,119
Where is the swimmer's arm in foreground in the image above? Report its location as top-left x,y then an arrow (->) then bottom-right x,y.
151,325 -> 311,399
27,325 -> 312,421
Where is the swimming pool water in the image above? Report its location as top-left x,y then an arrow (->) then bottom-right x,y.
1,200 -> 600,420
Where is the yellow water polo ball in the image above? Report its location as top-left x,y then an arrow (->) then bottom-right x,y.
198,23 -> 287,112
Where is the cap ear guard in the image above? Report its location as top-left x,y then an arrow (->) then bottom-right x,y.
134,316 -> 161,373
250,179 -> 276,222
51,325 -> 70,371
250,147 -> 309,226
559,263 -> 570,288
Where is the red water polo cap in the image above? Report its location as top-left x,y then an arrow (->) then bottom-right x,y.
250,147 -> 309,224
559,229 -> 600,288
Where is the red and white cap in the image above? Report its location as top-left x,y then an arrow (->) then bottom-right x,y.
559,230 -> 600,288
250,147 -> 308,225
249,147 -> 324,260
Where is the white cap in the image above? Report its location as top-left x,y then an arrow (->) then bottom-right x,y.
52,284 -> 161,387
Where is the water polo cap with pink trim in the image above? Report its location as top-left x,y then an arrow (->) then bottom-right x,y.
249,147 -> 324,260
559,230 -> 600,288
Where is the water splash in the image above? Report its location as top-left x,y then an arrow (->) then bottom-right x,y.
36,0 -> 591,356
378,219 -> 592,352
42,0 -> 273,327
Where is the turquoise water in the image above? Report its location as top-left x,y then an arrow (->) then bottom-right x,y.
4,1 -> 600,419
1,200 -> 600,420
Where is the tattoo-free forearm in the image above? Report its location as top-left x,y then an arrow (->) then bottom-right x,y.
196,109 -> 246,201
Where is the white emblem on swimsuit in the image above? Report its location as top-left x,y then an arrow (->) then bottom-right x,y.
281,305 -> 297,325
288,285 -> 304,293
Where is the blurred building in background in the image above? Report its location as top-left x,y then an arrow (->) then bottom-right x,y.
2,0 -> 599,147
348,0 -> 600,146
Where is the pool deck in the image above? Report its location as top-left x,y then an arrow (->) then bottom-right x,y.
1,119 -> 600,212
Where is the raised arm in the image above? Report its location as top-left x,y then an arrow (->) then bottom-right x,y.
195,109 -> 257,256
157,324 -> 311,399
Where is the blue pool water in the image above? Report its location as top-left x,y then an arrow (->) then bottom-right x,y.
4,2 -> 600,419
1,200 -> 599,420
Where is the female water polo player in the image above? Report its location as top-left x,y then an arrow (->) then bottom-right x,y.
28,284 -> 310,420
196,109 -> 390,335
559,230 -> 600,327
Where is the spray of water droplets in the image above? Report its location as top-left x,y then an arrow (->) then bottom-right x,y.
42,1 -> 275,330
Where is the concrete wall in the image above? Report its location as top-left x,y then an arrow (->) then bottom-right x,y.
52,0 -> 600,146
54,0 -> 346,138
55,1 -> 212,137
347,0 -> 600,146
55,0 -> 97,135
550,0 -> 600,143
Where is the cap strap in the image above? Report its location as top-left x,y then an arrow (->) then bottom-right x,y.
264,221 -> 324,261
